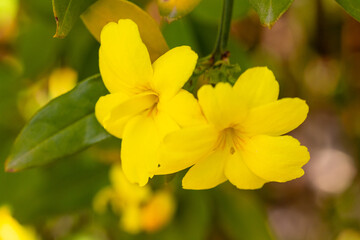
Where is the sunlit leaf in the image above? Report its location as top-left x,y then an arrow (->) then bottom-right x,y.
248,0 -> 294,27
335,0 -> 360,22
5,74 -> 111,172
157,0 -> 202,21
81,0 -> 169,62
52,0 -> 97,38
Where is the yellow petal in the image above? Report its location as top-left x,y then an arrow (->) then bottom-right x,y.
95,92 -> 130,138
121,115 -> 159,186
224,151 -> 267,189
158,89 -> 206,127
234,67 -> 279,108
182,150 -> 227,190
197,83 -> 248,130
151,46 -> 198,100
242,135 -> 310,182
242,98 -> 309,136
154,109 -> 180,138
95,92 -> 157,138
99,19 -> 153,94
121,112 -> 179,186
81,0 -> 168,62
109,92 -> 158,125
156,125 -> 217,175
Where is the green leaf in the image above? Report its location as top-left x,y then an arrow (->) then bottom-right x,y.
335,0 -> 360,22
153,191 -> 211,240
162,18 -> 200,51
191,0 -> 250,24
5,74 -> 111,172
1,154 -> 110,223
52,0 -> 97,38
248,0 -> 294,27
216,189 -> 275,240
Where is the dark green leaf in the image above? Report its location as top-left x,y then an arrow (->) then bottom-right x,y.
248,0 -> 294,27
335,0 -> 360,22
1,154 -> 110,223
5,74 -> 111,172
52,0 -> 97,38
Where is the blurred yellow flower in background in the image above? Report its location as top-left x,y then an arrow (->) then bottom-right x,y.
0,206 -> 38,240
48,67 -> 77,99
140,191 -> 175,233
157,0 -> 202,21
336,229 -> 360,240
17,67 -> 77,120
95,19 -> 204,186
157,67 -> 310,190
93,164 -> 176,234
0,0 -> 18,41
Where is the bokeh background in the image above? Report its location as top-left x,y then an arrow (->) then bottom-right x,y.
1,0 -> 360,239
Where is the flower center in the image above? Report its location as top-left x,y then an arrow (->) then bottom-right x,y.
214,127 -> 245,155
146,93 -> 159,116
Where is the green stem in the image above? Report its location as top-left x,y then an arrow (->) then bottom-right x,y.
212,0 -> 234,61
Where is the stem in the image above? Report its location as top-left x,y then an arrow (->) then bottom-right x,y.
212,0 -> 234,61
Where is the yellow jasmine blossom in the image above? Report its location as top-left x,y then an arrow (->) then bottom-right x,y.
157,67 -> 310,190
93,164 -> 175,234
95,19 -> 204,186
0,206 -> 38,240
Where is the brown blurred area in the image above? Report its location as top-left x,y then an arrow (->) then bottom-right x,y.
230,0 -> 360,239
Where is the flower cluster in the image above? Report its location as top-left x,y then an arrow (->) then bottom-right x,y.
93,164 -> 175,233
96,19 -> 310,190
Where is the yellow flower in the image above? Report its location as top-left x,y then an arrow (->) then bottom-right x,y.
157,67 -> 310,190
0,206 -> 38,240
95,19 -> 204,186
93,164 -> 175,234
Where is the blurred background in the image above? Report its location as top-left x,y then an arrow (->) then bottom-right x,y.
1,0 -> 360,239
